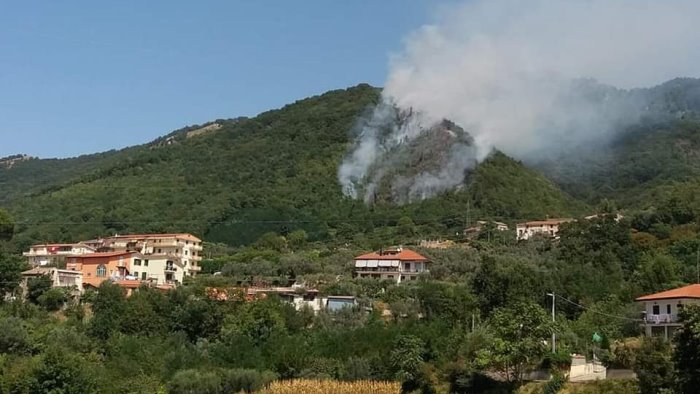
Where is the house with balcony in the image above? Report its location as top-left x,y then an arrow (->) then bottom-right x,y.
129,254 -> 185,286
83,233 -> 203,277
354,247 -> 430,284
66,251 -> 141,288
636,284 -> 700,340
516,218 -> 573,240
23,243 -> 95,266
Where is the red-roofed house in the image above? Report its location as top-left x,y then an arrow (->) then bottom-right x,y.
66,251 -> 140,288
23,243 -> 95,266
84,233 -> 203,277
636,284 -> 700,339
354,247 -> 430,284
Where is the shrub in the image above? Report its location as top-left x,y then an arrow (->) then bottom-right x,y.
38,288 -> 68,311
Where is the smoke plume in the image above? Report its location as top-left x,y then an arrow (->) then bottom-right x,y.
340,0 -> 700,203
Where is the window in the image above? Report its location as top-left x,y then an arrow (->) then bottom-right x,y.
96,264 -> 107,277
144,260 -> 149,267
134,272 -> 138,277
158,249 -> 162,253
185,250 -> 188,256
134,259 -> 141,266
141,272 -> 147,280
667,304 -> 672,314
653,305 -> 660,315
404,262 -> 411,271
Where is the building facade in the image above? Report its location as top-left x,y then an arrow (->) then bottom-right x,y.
23,243 -> 95,266
636,284 -> 700,340
21,267 -> 84,297
91,233 -> 203,277
129,254 -> 185,286
66,251 -> 139,288
354,247 -> 430,284
516,218 -> 573,240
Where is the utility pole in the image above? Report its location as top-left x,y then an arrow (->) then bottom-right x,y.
547,292 -> 556,353
692,242 -> 700,284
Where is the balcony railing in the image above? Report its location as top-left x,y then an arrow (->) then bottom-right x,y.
645,314 -> 679,324
354,267 -> 428,274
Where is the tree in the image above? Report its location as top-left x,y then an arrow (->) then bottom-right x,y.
0,316 -> 32,354
674,304 -> 700,393
0,209 -> 14,241
31,348 -> 97,393
476,301 -> 552,383
255,232 -> 287,252
396,216 -> 417,238
88,281 -> 126,340
0,249 -> 24,297
287,229 -> 308,250
26,275 -> 52,304
38,288 -> 68,311
391,335 -> 435,393
633,338 -> 675,394
634,253 -> 681,294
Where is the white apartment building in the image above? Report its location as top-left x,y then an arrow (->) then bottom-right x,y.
91,233 -> 203,277
516,218 -> 573,240
636,284 -> 700,340
354,247 -> 430,284
23,243 -> 95,266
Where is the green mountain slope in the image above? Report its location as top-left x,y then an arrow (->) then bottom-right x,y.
4,84 -> 583,248
540,119 -> 700,206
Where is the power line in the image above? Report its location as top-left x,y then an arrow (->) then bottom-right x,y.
555,294 -> 643,322
12,214 -> 469,226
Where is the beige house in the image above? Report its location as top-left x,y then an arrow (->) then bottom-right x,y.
129,254 -> 185,286
85,233 -> 203,277
516,218 -> 573,240
636,284 -> 700,340
21,267 -> 84,297
23,243 -> 95,266
354,247 -> 430,284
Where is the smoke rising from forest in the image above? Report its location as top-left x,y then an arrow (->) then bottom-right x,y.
339,0 -> 700,203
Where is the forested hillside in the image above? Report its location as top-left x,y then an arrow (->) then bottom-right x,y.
535,78 -> 700,207
1,84 -> 581,250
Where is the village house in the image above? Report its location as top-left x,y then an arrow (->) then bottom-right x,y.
205,285 -> 357,313
354,247 -> 430,284
85,233 -> 203,277
516,218 -> 573,240
65,251 -> 140,288
464,220 -> 509,240
636,284 -> 700,340
20,267 -> 84,297
23,243 -> 95,266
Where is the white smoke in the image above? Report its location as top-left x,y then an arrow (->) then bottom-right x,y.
340,0 -> 700,202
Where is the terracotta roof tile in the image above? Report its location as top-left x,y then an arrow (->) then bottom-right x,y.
636,284 -> 700,301
516,218 -> 574,226
67,251 -> 138,259
355,248 -> 428,261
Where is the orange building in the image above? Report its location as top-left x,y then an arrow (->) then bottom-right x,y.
66,251 -> 141,288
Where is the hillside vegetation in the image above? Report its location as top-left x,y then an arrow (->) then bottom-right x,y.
1,84 -> 581,249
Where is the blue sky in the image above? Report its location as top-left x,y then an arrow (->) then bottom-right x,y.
0,1 -> 454,158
